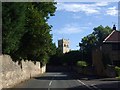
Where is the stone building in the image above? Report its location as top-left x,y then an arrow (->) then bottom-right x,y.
102,25 -> 120,66
58,39 -> 70,53
92,25 -> 120,77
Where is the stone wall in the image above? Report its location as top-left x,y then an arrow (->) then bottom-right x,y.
92,48 -> 117,77
92,48 -> 106,76
0,55 -> 46,89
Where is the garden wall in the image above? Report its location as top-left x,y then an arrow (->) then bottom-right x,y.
0,55 -> 46,89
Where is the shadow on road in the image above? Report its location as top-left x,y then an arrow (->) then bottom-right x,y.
45,65 -> 120,81
34,72 -> 77,80
34,71 -> 107,81
93,81 -> 120,90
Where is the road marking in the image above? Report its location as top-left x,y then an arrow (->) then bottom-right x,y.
77,80 -> 94,90
49,81 -> 52,86
91,84 -> 102,90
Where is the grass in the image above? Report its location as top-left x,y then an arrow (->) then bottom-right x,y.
77,61 -> 88,67
116,76 -> 120,80
115,66 -> 120,79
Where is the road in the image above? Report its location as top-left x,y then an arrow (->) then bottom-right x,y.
6,72 -> 120,90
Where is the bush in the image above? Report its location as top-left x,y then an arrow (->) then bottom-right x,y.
115,66 -> 120,77
77,61 -> 88,67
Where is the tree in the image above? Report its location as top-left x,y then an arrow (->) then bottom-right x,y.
17,2 -> 56,65
62,50 -> 82,66
49,50 -> 82,66
79,25 -> 112,65
2,2 -> 57,66
79,33 -> 97,64
2,3 -> 27,55
48,47 -> 64,66
93,25 -> 112,45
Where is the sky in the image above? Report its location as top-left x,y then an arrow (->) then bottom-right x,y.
48,2 -> 118,50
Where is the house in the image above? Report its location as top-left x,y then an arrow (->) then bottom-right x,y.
102,25 -> 120,66
92,25 -> 120,77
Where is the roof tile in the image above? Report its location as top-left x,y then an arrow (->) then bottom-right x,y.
103,30 -> 120,43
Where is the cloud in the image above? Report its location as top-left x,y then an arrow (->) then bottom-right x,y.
55,0 -> 118,2
95,2 -> 109,7
88,22 -> 92,25
57,2 -> 109,14
106,6 -> 118,16
72,14 -> 81,19
57,3 -> 100,14
56,23 -> 87,35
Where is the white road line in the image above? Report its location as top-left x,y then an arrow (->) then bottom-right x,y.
91,84 -> 102,90
48,75 -> 55,87
49,81 -> 52,86
77,80 -> 94,90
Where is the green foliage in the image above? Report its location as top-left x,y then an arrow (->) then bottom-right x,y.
49,50 -> 82,66
93,25 -> 112,45
115,66 -> 120,77
80,25 -> 112,50
79,25 -> 112,65
2,3 -> 27,54
2,2 -> 57,65
80,34 -> 97,49
77,61 -> 88,67
62,50 -> 82,65
48,47 -> 64,66
48,43 -> 57,56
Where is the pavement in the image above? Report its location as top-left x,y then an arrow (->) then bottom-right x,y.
2,72 -> 120,90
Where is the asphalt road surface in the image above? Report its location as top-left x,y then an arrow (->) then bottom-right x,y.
4,72 -> 120,90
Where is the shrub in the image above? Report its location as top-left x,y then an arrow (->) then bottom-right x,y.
115,66 -> 120,77
77,61 -> 88,67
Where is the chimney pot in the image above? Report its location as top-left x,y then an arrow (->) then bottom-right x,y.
113,24 -> 116,30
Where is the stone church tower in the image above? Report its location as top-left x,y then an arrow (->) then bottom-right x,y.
58,39 -> 70,53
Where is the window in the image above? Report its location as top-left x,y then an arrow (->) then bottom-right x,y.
112,43 -> 120,50
64,44 -> 66,47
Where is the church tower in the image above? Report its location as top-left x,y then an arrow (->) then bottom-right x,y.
58,39 -> 70,53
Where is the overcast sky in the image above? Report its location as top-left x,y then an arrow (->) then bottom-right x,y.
48,2 -> 118,50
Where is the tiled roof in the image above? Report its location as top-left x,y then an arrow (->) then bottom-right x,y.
103,30 -> 120,43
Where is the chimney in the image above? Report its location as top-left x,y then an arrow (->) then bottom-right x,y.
112,24 -> 116,30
